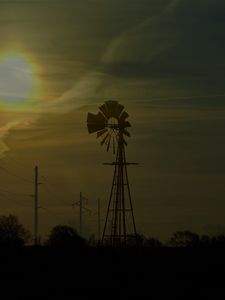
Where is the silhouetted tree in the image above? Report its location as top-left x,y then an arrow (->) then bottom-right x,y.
167,230 -> 200,247
125,233 -> 146,246
144,237 -> 163,247
47,225 -> 86,247
125,234 -> 163,247
0,215 -> 30,247
199,234 -> 211,247
210,235 -> 225,248
88,234 -> 97,246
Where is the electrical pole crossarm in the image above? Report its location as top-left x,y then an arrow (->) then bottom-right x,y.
72,202 -> 92,214
103,162 -> 139,165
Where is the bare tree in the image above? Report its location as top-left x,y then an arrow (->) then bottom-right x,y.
167,231 -> 200,247
0,215 -> 30,247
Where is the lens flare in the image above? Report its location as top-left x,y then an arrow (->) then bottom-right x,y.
0,50 -> 41,111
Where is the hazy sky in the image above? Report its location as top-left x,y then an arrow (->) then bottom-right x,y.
0,0 -> 225,241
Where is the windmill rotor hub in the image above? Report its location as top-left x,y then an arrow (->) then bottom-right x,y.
107,117 -> 119,129
87,100 -> 131,153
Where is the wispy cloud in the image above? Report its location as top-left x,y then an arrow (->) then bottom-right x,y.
0,119 -> 34,157
1,0 -> 225,159
39,71 -> 106,114
0,69 -> 106,157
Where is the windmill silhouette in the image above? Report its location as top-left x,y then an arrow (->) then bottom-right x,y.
87,100 -> 137,246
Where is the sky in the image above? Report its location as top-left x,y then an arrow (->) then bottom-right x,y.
0,0 -> 225,241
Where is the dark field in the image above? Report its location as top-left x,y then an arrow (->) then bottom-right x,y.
1,247 -> 225,299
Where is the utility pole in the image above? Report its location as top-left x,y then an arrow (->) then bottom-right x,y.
98,198 -> 101,241
34,165 -> 39,246
79,192 -> 82,236
72,193 -> 92,238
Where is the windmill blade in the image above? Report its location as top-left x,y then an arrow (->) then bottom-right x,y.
106,132 -> 111,147
87,112 -> 106,134
114,102 -> 124,118
88,111 -> 106,124
119,120 -> 131,130
119,111 -> 129,122
112,136 -> 116,154
99,103 -> 109,119
124,121 -> 131,128
105,100 -> 117,115
97,128 -> 108,138
101,132 -> 110,146
123,130 -> 130,137
104,101 -> 119,118
101,100 -> 125,120
107,134 -> 112,152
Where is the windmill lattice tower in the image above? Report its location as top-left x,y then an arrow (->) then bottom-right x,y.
87,100 -> 137,246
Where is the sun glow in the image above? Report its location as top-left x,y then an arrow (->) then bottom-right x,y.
0,50 -> 41,111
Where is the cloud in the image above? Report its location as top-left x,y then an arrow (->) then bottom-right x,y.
0,68 -> 107,157
0,119 -> 35,157
38,0 -> 225,113
2,0 -> 225,159
102,0 -> 225,89
40,71 -> 107,113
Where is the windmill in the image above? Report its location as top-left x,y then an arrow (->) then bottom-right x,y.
87,100 -> 137,246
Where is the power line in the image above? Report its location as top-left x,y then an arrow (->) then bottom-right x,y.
0,165 -> 33,184
40,206 -> 70,218
0,194 -> 32,207
2,156 -> 31,170
0,188 -> 31,197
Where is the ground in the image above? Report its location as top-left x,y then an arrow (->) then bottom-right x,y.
1,247 -> 225,299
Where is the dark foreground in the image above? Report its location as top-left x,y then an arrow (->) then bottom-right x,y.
1,246 -> 225,299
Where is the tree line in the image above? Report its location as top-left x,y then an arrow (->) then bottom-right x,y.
1,214 -> 225,248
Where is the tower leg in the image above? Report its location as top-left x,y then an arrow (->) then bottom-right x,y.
102,137 -> 137,246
